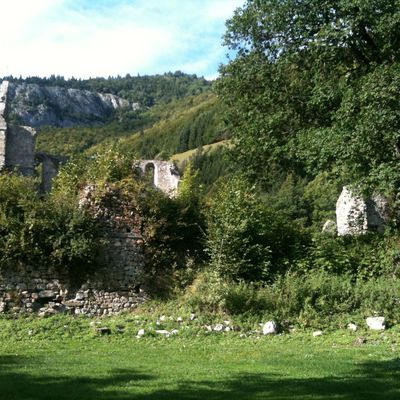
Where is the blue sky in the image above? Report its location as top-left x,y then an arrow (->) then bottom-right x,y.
0,0 -> 243,80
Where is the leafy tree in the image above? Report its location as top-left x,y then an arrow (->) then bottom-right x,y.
206,175 -> 307,282
217,0 -> 400,194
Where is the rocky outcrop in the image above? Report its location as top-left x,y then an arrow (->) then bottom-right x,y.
336,186 -> 389,236
6,82 -> 138,128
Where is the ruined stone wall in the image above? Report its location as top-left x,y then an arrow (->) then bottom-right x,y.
0,235 -> 147,316
336,186 -> 389,236
0,81 -> 9,169
36,152 -> 68,192
6,124 -> 36,176
138,160 -> 180,196
0,184 -> 148,317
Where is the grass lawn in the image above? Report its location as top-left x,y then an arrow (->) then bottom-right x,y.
0,319 -> 399,400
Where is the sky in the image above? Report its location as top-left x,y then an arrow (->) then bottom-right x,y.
0,0 -> 243,80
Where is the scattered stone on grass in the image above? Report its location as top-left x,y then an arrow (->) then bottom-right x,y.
155,330 -> 170,337
177,316 -> 183,323
347,323 -> 358,331
366,317 -> 385,330
262,321 -> 278,335
190,313 -> 196,321
313,331 -> 323,337
137,329 -> 145,337
213,324 -> 224,332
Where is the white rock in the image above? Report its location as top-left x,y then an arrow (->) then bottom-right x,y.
213,324 -> 224,332
177,316 -> 183,323
262,320 -> 278,335
170,329 -> 179,335
159,315 -> 166,321
347,323 -> 358,331
366,317 -> 385,330
155,329 -> 170,337
336,186 -> 367,236
190,313 -> 196,321
137,329 -> 145,337
225,327 -> 231,332
313,330 -> 323,337
205,325 -> 212,332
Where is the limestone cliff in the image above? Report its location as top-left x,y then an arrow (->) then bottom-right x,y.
6,82 -> 138,128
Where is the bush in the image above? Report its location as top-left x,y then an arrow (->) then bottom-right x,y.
185,269 -> 400,328
0,174 -> 99,271
206,175 -> 308,282
303,232 -> 400,279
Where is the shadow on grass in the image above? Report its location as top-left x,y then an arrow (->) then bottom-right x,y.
0,355 -> 399,400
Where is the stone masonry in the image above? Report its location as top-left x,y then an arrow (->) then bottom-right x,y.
138,160 -> 180,196
0,80 -> 9,169
336,186 -> 388,236
0,80 -> 37,176
0,263 -> 147,317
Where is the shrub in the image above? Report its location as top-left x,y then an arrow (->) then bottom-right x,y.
206,175 -> 308,282
0,174 -> 99,271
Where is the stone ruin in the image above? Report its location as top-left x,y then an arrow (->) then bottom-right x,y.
1,80 -> 182,195
137,160 -> 180,196
0,80 -> 64,190
0,184 -> 149,317
0,81 -> 182,316
336,186 -> 388,236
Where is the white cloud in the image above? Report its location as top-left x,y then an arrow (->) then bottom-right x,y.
0,0 -> 243,79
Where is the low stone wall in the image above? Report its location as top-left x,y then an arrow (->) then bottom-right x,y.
0,234 -> 148,317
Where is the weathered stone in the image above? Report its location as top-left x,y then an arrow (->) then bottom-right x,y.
137,329 -> 145,337
7,82 -> 137,128
336,187 -> 388,236
313,330 -> 323,337
336,187 -> 367,236
155,330 -> 170,337
38,290 -> 57,299
347,323 -> 358,332
213,324 -> 224,332
366,317 -> 385,330
137,160 -> 180,197
262,321 -> 278,335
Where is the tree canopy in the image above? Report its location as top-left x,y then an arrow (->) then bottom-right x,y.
217,0 -> 400,194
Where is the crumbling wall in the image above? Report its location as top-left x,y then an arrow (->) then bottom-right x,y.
0,184 -> 148,316
336,186 -> 388,236
36,152 -> 68,192
6,124 -> 36,176
138,160 -> 180,196
0,81 -> 9,169
0,263 -> 147,316
0,80 -> 37,176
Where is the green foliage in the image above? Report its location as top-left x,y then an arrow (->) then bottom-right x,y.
0,174 -> 99,271
217,0 -> 400,195
206,175 -> 307,282
303,171 -> 342,230
304,232 -> 400,279
184,270 -> 400,328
